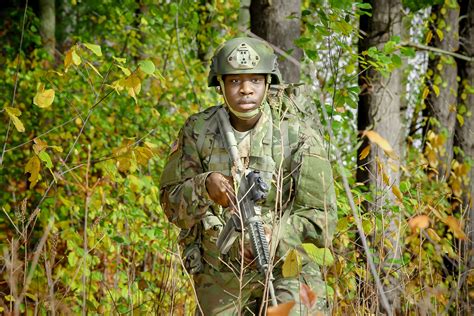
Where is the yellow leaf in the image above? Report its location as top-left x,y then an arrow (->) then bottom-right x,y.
123,74 -> 141,104
457,114 -> 464,126
436,29 -> 444,41
117,157 -> 131,172
86,61 -> 103,78
25,156 -> 41,188
362,130 -> 396,158
408,215 -> 430,233
64,49 -> 73,72
359,145 -> 370,160
72,50 -> 81,66
117,64 -> 131,76
33,138 -> 48,154
422,86 -> 430,99
50,145 -> 63,152
427,228 -> 441,242
134,146 -> 154,166
426,30 -> 433,44
84,43 -> 102,56
444,216 -> 467,240
433,85 -> 440,97
5,106 -> 25,132
5,106 -> 20,116
282,249 -> 302,278
267,301 -> 295,316
392,185 -> 403,201
33,84 -> 55,108
382,171 -> 390,186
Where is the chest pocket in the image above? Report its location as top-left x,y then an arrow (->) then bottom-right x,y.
205,137 -> 233,177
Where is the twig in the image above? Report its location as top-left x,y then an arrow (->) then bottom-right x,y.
15,217 -> 53,315
317,83 -> 393,315
82,145 -> 91,316
402,41 -> 473,62
175,1 -> 201,110
1,207 -> 22,237
166,246 -> 204,315
0,0 -> 29,167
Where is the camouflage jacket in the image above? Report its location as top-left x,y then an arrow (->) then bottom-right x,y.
159,91 -> 337,269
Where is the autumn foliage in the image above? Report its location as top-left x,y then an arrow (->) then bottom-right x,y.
1,0 -> 472,315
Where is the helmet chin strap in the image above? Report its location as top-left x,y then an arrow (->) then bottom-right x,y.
217,74 -> 271,121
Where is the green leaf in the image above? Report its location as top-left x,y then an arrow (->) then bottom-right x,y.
138,60 -> 156,75
282,249 -> 302,277
400,47 -> 416,58
391,54 -> 402,68
112,236 -> 125,244
302,9 -> 312,16
84,43 -> 102,56
305,50 -> 318,61
39,151 -> 53,169
400,180 -> 411,193
355,2 -> 372,9
113,56 -> 126,64
390,36 -> 401,44
345,63 -> 355,74
383,41 -> 397,54
302,244 -> 335,266
68,252 -> 77,266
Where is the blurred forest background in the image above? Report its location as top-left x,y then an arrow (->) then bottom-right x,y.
0,0 -> 472,314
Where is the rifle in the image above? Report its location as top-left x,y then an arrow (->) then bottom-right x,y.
215,107 -> 278,307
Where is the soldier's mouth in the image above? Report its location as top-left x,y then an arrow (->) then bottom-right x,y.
238,100 -> 257,105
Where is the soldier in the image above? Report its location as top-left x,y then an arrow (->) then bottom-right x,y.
160,37 -> 337,315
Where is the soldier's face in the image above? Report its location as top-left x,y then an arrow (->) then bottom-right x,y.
223,74 -> 266,114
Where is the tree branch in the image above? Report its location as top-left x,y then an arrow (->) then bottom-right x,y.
402,41 -> 473,62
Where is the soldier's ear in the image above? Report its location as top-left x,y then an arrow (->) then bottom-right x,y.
216,86 -> 223,95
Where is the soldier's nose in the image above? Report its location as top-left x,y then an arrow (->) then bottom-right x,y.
240,81 -> 253,95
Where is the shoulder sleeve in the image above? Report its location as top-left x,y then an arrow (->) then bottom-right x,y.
159,115 -> 213,229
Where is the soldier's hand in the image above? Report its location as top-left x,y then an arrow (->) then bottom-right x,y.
205,173 -> 236,208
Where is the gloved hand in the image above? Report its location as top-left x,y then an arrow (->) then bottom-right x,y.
205,172 -> 236,209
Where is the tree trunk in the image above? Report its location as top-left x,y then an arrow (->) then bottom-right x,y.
357,0 -> 403,312
249,0 -> 302,83
39,0 -> 55,59
424,2 -> 459,180
455,0 -> 474,312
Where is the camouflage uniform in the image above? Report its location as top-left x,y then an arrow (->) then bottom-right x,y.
160,38 -> 337,315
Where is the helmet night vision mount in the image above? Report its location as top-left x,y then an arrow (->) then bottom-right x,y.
208,37 -> 282,87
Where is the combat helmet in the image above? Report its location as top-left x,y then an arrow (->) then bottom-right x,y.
208,37 -> 282,87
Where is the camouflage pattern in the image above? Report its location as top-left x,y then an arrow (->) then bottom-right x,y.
160,88 -> 337,315
193,261 -> 328,315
